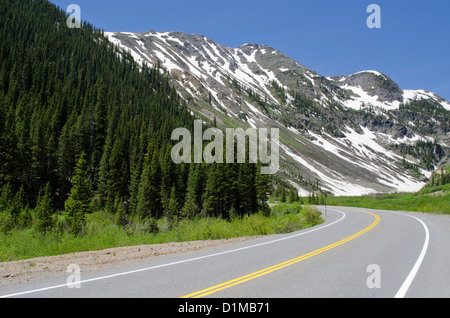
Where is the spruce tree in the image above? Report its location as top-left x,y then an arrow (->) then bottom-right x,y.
165,185 -> 179,229
64,152 -> 92,235
181,164 -> 203,219
288,186 -> 299,204
136,147 -> 162,219
35,182 -> 54,233
280,187 -> 286,203
91,81 -> 108,185
160,144 -> 175,218
238,163 -> 257,215
201,164 -> 220,217
255,165 -> 271,215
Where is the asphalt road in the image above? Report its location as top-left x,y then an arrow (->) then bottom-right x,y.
2,206 -> 450,298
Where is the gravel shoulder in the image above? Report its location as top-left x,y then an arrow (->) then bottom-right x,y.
0,237 -> 262,288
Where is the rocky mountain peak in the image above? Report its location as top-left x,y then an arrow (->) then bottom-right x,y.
104,30 -> 450,196
331,71 -> 404,104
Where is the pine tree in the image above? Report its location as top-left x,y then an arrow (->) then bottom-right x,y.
10,186 -> 26,223
35,182 -> 54,233
280,187 -> 286,203
288,186 -> 299,204
105,136 -> 129,205
64,152 -> 92,235
201,164 -> 220,217
160,144 -> 175,218
255,167 -> 271,215
0,183 -> 13,213
165,185 -> 179,229
91,81 -> 108,185
181,164 -> 203,219
57,121 -> 77,198
136,147 -> 162,219
237,162 -> 257,215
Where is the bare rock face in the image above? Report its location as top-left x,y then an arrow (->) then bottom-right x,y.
334,71 -> 404,104
104,30 -> 450,196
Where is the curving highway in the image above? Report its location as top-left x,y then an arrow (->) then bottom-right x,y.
2,206 -> 450,298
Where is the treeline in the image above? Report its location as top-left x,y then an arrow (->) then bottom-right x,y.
0,0 -> 270,235
397,99 -> 450,135
399,99 -> 450,124
427,167 -> 450,187
389,140 -> 446,170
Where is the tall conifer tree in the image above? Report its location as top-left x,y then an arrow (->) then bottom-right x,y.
64,152 -> 92,235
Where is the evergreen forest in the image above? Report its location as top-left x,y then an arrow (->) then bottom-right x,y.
0,0 -> 272,236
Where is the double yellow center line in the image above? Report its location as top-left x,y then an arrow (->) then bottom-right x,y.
182,210 -> 380,298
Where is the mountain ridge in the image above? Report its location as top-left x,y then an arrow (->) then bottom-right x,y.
104,29 -> 450,196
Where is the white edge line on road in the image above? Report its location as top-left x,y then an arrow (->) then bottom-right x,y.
392,212 -> 430,299
0,209 -> 346,298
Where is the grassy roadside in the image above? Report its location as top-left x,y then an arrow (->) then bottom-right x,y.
0,203 -> 322,262
324,184 -> 450,214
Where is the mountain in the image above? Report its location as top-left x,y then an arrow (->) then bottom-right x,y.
104,30 -> 450,196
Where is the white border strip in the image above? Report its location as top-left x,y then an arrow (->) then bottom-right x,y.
393,212 -> 430,298
1,210 -> 346,298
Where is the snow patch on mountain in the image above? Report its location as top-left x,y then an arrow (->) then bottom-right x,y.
104,30 -> 450,196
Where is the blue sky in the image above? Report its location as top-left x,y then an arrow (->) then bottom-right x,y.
50,0 -> 450,101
